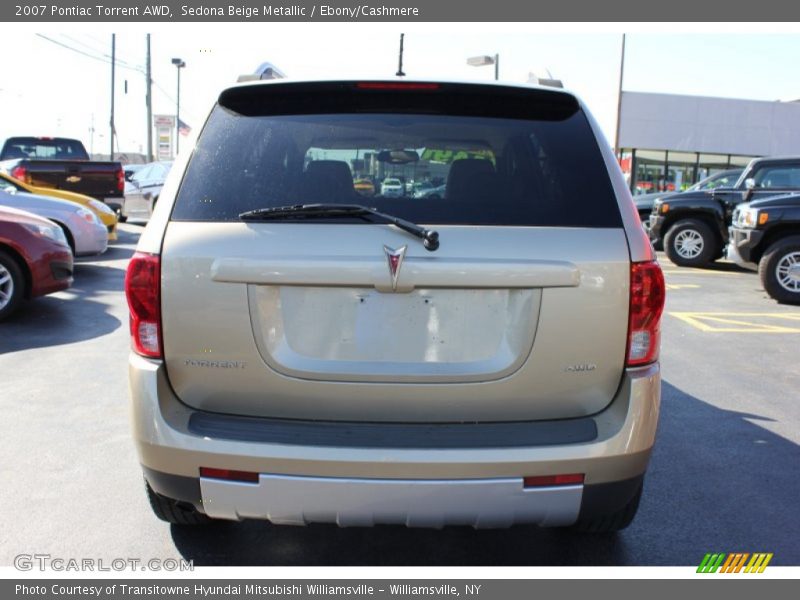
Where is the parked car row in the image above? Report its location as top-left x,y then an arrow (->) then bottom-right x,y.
639,156 -> 800,304
0,172 -> 118,241
0,187 -> 108,257
0,169 -> 125,319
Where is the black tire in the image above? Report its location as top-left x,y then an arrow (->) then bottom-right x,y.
145,480 -> 213,525
758,236 -> 800,305
0,249 -> 25,321
570,482 -> 643,534
664,218 -> 719,267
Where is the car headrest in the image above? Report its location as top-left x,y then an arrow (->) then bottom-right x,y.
446,159 -> 497,201
301,160 -> 355,202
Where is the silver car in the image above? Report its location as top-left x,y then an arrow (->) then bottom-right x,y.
121,161 -> 172,222
127,79 -> 664,532
380,177 -> 404,198
0,188 -> 107,256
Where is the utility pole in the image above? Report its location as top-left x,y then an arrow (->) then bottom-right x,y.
494,53 -> 499,81
614,33 -> 626,157
110,33 -> 116,161
171,57 -> 186,157
396,33 -> 405,77
146,34 -> 153,162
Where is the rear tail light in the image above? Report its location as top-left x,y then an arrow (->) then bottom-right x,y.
116,167 -> 125,192
10,165 -> 28,183
627,261 -> 666,367
200,467 -> 259,484
524,474 -> 584,488
125,252 -> 161,358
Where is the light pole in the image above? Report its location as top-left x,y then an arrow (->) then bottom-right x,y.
171,57 -> 186,157
467,53 -> 499,80
614,34 -> 627,157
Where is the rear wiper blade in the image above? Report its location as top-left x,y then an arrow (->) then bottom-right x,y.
239,203 -> 440,251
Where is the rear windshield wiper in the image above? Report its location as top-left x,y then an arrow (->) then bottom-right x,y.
239,204 -> 440,251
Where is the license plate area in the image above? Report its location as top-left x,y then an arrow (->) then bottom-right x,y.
247,285 -> 541,383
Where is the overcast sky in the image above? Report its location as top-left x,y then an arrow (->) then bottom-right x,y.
2,24 -> 800,156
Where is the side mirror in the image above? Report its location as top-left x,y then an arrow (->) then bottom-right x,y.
744,178 -> 756,190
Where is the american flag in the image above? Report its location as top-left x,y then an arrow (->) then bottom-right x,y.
178,118 -> 192,137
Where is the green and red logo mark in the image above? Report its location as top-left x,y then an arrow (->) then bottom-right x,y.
697,553 -> 773,573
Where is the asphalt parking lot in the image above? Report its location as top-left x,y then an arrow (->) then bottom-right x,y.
1,223 -> 798,567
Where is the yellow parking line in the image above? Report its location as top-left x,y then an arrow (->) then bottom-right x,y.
670,312 -> 800,333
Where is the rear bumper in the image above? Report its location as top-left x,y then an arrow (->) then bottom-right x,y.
130,356 -> 660,526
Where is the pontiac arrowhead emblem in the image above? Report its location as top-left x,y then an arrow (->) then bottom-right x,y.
383,245 -> 407,291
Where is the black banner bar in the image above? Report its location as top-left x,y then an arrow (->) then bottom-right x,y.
3,0 -> 800,22
4,579 -> 796,600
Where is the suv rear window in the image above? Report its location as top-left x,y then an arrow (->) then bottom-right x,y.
172,82 -> 621,228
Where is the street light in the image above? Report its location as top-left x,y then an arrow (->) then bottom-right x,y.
467,54 -> 499,80
171,57 -> 186,156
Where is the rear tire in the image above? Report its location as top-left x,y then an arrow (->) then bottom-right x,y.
758,236 -> 800,305
145,480 -> 213,525
0,249 -> 25,321
570,482 -> 642,534
664,219 -> 719,267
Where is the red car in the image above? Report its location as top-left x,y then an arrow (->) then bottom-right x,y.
0,206 -> 73,320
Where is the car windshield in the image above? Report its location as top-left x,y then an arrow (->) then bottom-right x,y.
690,171 -> 743,191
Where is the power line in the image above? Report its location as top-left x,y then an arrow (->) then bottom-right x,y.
60,33 -> 146,71
36,33 -> 199,124
35,33 -> 145,74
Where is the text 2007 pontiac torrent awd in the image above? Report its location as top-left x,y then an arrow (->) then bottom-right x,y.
126,79 -> 664,533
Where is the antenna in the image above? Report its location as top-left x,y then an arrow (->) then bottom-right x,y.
396,33 -> 406,77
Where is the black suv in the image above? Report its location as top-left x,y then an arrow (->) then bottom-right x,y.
649,157 -> 800,267
728,194 -> 800,304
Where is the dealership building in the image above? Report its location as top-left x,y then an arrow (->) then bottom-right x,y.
617,91 -> 800,194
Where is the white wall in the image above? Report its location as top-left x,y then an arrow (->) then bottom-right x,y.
618,92 -> 800,156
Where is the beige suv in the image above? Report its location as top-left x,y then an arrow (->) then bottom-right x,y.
126,79 -> 665,532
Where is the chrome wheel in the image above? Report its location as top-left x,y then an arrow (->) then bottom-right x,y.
674,229 -> 704,259
775,251 -> 800,293
0,262 -> 14,311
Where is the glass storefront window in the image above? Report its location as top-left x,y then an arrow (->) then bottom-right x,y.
632,149 -> 666,195
666,151 -> 697,192
696,153 -> 731,180
627,150 -> 759,194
